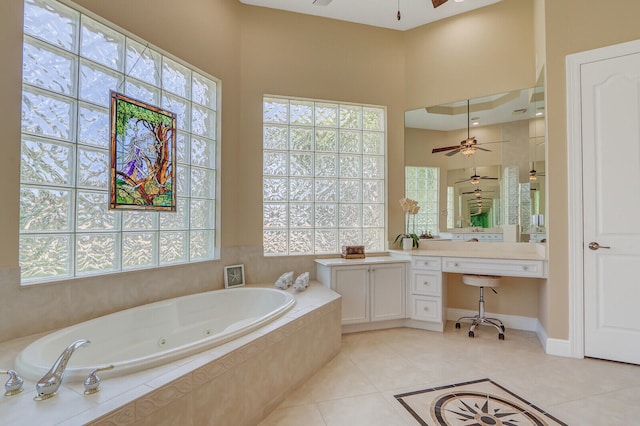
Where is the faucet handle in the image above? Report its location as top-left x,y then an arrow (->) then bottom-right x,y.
84,365 -> 114,395
0,369 -> 24,396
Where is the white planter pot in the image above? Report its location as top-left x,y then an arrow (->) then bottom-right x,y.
402,237 -> 413,250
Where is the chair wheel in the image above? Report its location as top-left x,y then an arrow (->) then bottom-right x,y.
500,325 -> 505,332
499,333 -> 505,340
468,331 -> 475,338
455,322 -> 461,329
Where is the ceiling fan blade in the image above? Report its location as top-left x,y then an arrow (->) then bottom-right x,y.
431,145 -> 460,153
476,140 -> 509,146
431,0 -> 448,8
445,149 -> 462,157
476,147 -> 492,152
479,176 -> 499,180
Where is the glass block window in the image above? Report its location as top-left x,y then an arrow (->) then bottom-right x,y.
263,97 -> 386,255
405,166 -> 439,235
447,186 -> 454,229
20,0 -> 219,283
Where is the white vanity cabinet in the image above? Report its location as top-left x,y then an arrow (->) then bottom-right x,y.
315,259 -> 406,326
408,256 -> 447,328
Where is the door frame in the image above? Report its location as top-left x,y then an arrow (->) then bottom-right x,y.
566,38 -> 640,359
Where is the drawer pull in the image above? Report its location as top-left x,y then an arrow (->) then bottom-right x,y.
522,266 -> 528,271
423,306 -> 429,311
454,263 -> 459,267
423,281 -> 429,286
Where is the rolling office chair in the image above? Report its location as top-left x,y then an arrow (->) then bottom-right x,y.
455,274 -> 505,340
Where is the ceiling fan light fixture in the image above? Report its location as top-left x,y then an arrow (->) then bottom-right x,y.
470,176 -> 480,185
460,146 -> 476,157
529,170 -> 538,181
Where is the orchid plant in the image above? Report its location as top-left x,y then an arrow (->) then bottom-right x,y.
393,197 -> 420,248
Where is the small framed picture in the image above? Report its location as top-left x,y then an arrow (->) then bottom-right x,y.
224,264 -> 245,288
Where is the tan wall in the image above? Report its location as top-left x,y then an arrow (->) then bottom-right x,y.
543,0 -> 640,339
404,0 -> 536,110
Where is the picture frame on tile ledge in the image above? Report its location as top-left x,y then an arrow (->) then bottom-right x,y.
224,264 -> 245,288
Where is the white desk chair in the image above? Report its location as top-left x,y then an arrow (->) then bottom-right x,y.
455,274 -> 505,340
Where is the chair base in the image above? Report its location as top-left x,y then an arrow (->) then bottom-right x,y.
455,316 -> 505,340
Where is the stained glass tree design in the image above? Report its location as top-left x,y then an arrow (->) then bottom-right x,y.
110,92 -> 177,210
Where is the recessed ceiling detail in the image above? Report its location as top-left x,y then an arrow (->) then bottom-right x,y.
239,0 -> 503,31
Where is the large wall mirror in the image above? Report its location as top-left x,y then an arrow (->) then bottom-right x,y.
404,86 -> 545,242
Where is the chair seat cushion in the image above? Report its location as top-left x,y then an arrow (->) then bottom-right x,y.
462,274 -> 501,288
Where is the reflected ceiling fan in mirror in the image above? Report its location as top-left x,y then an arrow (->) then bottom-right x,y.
462,187 -> 494,198
455,167 -> 499,185
431,100 -> 507,157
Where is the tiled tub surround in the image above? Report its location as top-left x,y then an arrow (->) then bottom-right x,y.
0,283 -> 341,425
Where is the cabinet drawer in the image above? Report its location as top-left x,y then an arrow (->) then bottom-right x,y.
411,271 -> 441,296
410,296 -> 441,322
411,256 -> 441,271
442,257 -> 545,278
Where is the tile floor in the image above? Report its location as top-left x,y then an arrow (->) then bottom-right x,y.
259,322 -> 640,425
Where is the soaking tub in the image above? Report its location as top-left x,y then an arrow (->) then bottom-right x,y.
16,287 -> 295,382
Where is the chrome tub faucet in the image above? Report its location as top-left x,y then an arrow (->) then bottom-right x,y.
35,339 -> 90,400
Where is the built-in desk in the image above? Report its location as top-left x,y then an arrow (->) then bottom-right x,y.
390,241 -> 547,332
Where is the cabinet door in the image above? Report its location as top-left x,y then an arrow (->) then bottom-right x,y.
333,266 -> 369,324
370,263 -> 405,322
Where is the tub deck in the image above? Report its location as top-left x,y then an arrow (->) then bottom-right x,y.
0,282 -> 341,425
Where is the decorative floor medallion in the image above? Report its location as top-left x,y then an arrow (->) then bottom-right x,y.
394,378 -> 567,426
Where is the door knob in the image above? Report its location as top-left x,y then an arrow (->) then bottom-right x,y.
588,242 -> 611,250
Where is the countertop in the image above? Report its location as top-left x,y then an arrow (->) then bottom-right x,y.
390,241 -> 547,261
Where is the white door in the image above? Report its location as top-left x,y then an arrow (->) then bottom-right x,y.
582,50 -> 640,364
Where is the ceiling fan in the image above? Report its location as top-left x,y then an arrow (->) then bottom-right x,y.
529,161 -> 546,181
462,187 -> 494,198
431,0 -> 449,7
431,100 -> 506,157
455,167 -> 499,185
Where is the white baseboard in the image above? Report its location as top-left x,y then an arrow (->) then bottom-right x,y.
446,308 -> 538,332
536,322 -> 573,358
